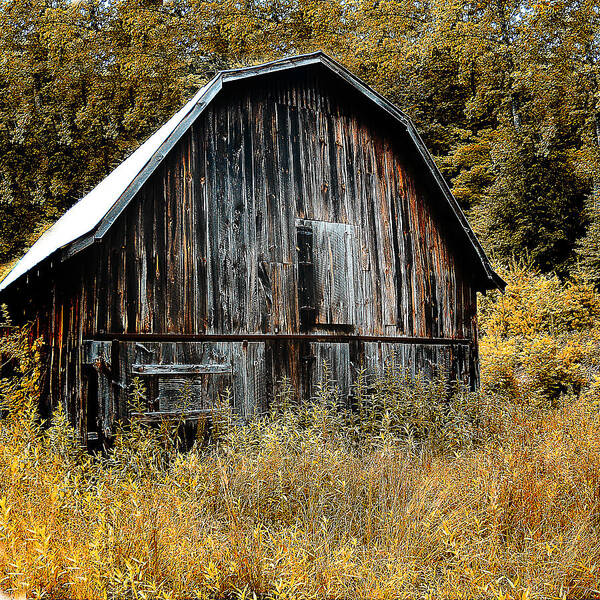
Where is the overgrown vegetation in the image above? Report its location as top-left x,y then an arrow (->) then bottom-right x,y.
1,265 -> 600,599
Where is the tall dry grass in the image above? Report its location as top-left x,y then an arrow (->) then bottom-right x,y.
0,264 -> 600,599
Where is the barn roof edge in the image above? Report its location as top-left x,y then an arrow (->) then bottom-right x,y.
0,51 -> 504,294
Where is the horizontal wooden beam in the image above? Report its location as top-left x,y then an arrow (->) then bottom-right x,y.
92,333 -> 474,346
130,409 -> 215,422
131,363 -> 232,375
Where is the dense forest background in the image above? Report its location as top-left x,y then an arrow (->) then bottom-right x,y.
0,0 -> 599,281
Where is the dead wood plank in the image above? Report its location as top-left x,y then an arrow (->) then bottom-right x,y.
131,363 -> 232,375
131,409 -> 214,422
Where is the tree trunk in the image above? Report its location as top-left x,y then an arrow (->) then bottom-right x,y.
498,3 -> 521,130
593,113 -> 600,210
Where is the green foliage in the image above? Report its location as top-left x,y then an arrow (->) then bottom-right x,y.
470,132 -> 587,274
0,0 -> 599,276
219,363 -> 486,458
211,386 -> 236,444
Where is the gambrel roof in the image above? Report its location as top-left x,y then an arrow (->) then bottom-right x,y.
0,52 -> 504,293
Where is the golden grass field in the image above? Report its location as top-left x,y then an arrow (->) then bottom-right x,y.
1,263 -> 600,599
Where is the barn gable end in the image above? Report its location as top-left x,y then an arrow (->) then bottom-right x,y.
0,54 -> 503,443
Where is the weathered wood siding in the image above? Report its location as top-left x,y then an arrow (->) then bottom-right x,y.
76,68 -> 478,339
6,65 -> 483,436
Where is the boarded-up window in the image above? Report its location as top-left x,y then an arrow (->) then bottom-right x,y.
131,364 -> 232,412
296,219 -> 357,327
83,340 -> 266,424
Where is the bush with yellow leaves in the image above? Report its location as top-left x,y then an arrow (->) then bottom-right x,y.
480,260 -> 600,407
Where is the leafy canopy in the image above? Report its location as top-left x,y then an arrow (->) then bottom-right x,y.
0,0 -> 598,278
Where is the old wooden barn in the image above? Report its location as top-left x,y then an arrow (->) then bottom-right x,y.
0,52 -> 504,444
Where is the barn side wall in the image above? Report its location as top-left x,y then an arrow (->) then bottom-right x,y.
6,66 -> 483,437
